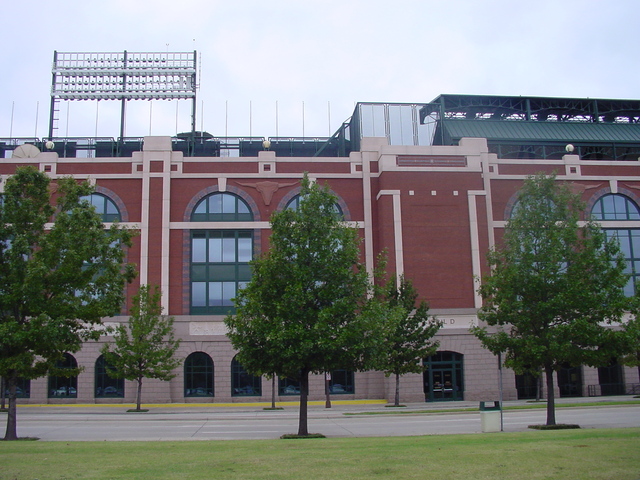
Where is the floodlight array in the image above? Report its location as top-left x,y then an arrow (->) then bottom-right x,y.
51,51 -> 197,100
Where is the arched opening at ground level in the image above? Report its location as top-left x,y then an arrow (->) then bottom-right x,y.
423,351 -> 464,402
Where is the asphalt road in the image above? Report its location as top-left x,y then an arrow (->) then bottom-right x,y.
2,403 -> 639,441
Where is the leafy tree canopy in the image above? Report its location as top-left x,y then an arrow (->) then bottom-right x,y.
0,166 -> 136,439
225,174 -> 390,435
377,274 -> 441,377
376,274 -> 441,406
472,173 -> 631,425
102,284 -> 180,411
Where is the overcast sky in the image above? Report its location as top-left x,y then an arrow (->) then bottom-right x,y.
1,0 -> 638,140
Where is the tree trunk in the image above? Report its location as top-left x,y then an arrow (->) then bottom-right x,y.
325,372 -> 331,409
4,373 -> 18,440
297,368 -> 310,436
1,377 -> 6,410
271,376 -> 276,409
136,376 -> 143,411
544,366 -> 556,426
394,373 -> 401,407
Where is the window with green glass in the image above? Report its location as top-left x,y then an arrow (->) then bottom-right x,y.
82,193 -> 121,222
190,230 -> 252,314
191,192 -> 253,222
95,355 -> 124,398
231,357 -> 261,396
48,353 -> 78,398
329,370 -> 354,394
285,194 -> 343,217
592,194 -> 640,221
190,193 -> 254,315
184,352 -> 214,397
592,194 -> 640,296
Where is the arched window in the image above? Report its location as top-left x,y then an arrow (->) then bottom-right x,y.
231,357 -> 261,397
557,363 -> 582,398
184,352 -> 214,397
48,353 -> 78,398
95,355 -> 124,398
515,371 -> 539,400
598,358 -> 624,396
591,194 -> 640,296
5,378 -> 30,398
278,377 -> 300,395
191,192 -> 253,222
423,351 -> 464,402
285,194 -> 343,217
329,369 -> 354,394
508,198 -> 556,220
592,194 -> 640,221
190,193 -> 254,314
82,193 -> 121,222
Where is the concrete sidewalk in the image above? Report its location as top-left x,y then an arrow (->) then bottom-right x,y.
3,396 -> 639,440
6,394 -> 638,416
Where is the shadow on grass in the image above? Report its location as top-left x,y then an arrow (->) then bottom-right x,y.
0,437 -> 39,441
528,424 -> 581,430
280,433 -> 326,439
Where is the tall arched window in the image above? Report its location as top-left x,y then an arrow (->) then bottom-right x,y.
82,193 -> 121,222
190,193 -> 254,314
231,356 -> 261,397
95,355 -> 124,398
48,353 -> 78,398
591,193 -> 640,296
184,352 -> 214,397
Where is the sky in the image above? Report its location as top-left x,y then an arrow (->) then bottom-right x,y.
1,0 -> 638,140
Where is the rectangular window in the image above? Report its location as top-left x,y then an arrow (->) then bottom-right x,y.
190,230 -> 253,314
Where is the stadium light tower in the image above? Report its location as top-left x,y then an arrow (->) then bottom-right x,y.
48,50 -> 197,140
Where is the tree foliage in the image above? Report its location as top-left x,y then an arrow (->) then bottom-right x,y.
0,166 -> 136,439
225,175 -> 389,436
102,284 -> 180,411
621,313 -> 640,380
472,173 -> 631,425
377,274 -> 441,406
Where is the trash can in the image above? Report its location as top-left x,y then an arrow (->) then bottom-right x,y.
479,401 -> 501,433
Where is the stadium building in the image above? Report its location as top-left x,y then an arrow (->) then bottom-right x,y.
2,52 -> 639,404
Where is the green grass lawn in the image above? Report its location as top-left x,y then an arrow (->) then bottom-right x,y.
347,399 -> 640,415
1,428 -> 639,480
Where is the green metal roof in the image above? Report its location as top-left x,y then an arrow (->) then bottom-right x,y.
441,119 -> 640,144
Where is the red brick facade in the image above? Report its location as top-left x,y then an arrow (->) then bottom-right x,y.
3,134 -> 639,404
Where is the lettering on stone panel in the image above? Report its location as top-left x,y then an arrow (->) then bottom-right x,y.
438,315 -> 478,329
189,322 -> 228,336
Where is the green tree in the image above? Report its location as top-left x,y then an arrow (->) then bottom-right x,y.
0,166 -> 136,440
102,284 -> 180,411
621,313 -> 640,383
378,275 -> 442,407
225,175 -> 389,436
472,173 -> 631,426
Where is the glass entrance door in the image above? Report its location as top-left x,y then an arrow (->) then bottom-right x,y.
424,351 -> 464,402
558,364 -> 583,397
